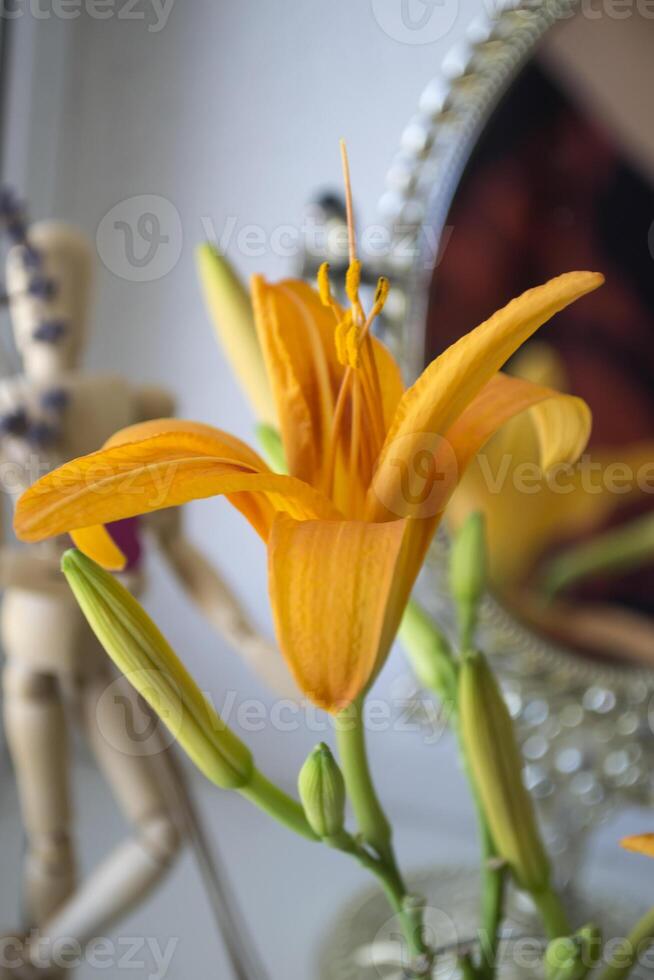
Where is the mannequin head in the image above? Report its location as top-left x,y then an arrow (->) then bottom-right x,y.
6,221 -> 93,380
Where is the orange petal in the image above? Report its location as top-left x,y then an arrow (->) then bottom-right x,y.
70,525 -> 127,572
251,277 -> 403,484
102,418 -> 267,471
621,834 -> 654,858
15,427 -> 341,549
446,374 -> 591,478
372,373 -> 592,608
368,272 -> 603,521
268,514 -> 407,711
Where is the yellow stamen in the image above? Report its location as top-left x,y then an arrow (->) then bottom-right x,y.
345,259 -> 361,307
374,276 -> 390,309
340,139 -> 357,269
317,262 -> 332,307
335,311 -> 353,366
345,323 -> 361,369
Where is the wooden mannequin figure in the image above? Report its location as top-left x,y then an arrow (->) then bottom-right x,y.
0,206 -> 282,976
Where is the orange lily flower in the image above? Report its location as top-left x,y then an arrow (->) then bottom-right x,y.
14,151 -> 603,715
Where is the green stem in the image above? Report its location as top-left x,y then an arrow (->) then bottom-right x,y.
335,698 -> 394,864
328,831 -> 432,974
456,724 -> 506,980
477,821 -> 506,979
334,703 -> 433,972
533,887 -> 571,942
598,905 -> 654,980
239,768 -> 318,841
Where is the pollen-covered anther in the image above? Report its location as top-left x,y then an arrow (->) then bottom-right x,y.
345,260 -> 361,306
373,276 -> 390,312
334,310 -> 353,365
317,262 -> 332,307
344,323 -> 361,369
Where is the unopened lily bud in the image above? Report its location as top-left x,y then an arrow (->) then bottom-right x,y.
61,549 -> 254,790
449,512 -> 487,647
459,650 -> 550,894
546,925 -> 602,980
195,243 -> 276,425
255,423 -> 287,473
298,743 -> 346,840
399,600 -> 457,702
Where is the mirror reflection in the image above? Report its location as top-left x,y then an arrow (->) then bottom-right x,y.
427,16 -> 654,666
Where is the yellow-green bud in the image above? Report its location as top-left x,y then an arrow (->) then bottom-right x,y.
399,600 -> 457,702
62,549 -> 254,790
195,243 -> 276,425
546,925 -> 602,980
255,423 -> 287,474
449,512 -> 487,647
298,743 -> 346,840
458,650 -> 550,894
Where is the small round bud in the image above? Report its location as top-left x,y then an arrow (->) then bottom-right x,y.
298,743 -> 346,840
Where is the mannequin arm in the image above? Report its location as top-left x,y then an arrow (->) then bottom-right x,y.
145,509 -> 295,696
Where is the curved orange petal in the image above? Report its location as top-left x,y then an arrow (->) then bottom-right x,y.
372,373 -> 593,626
621,834 -> 654,858
368,272 -> 603,521
268,514 -> 407,712
70,420 -> 271,570
15,429 -> 341,548
70,525 -> 128,572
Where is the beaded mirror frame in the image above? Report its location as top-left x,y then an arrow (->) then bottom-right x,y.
375,0 -> 654,867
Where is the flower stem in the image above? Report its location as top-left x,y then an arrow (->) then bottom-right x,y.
598,905 -> 654,980
239,768 -> 318,841
335,698 -> 394,863
334,701 -> 433,973
328,831 -> 432,975
533,886 -> 571,942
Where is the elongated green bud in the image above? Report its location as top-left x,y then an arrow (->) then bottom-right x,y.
458,650 -> 550,894
196,243 -> 276,425
399,600 -> 457,703
61,549 -> 254,790
298,743 -> 346,840
450,512 -> 487,647
546,925 -> 602,980
543,512 -> 654,597
255,423 -> 287,473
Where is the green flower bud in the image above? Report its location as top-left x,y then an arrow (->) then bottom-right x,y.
195,243 -> 276,425
62,549 -> 254,790
399,600 -> 457,703
458,650 -> 550,894
449,512 -> 487,647
255,423 -> 287,473
546,925 -> 602,980
298,743 -> 346,840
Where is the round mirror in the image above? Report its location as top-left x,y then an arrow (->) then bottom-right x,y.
380,2 -> 654,839
426,13 -> 654,668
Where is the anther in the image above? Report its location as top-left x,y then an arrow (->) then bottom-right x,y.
317,263 -> 332,307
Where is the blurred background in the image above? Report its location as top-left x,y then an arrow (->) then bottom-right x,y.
0,3 -> 653,978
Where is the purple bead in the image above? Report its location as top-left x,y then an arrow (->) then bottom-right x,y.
32,320 -> 67,343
